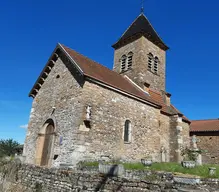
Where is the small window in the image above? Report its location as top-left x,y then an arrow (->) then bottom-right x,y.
154,57 -> 159,74
148,53 -> 153,70
127,52 -> 133,70
121,55 -> 127,72
124,120 -> 131,143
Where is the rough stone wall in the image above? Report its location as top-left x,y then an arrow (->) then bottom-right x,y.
181,122 -> 190,149
169,116 -> 190,162
190,132 -> 219,164
113,37 -> 166,91
1,162 -> 219,192
77,81 -> 181,163
24,53 -> 85,167
1,164 -> 172,192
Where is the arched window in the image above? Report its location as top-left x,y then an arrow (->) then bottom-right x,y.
127,52 -> 133,70
121,55 -> 127,72
148,53 -> 153,71
124,120 -> 131,143
154,56 -> 159,74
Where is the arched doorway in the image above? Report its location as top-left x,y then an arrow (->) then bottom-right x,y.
35,119 -> 55,167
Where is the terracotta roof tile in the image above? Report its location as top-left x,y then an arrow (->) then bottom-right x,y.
148,89 -> 190,122
62,44 -> 189,123
170,104 -> 190,123
190,119 -> 219,132
62,44 -> 162,107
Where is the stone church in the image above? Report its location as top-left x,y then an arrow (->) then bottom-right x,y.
23,13 -> 191,168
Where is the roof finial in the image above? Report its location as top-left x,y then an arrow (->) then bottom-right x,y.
141,0 -> 145,14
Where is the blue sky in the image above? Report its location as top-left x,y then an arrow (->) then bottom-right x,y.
0,0 -> 219,143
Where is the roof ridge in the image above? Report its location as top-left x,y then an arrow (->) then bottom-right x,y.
61,44 -> 108,68
141,14 -> 166,46
114,14 -> 141,45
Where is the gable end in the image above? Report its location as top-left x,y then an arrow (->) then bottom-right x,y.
29,44 -> 84,98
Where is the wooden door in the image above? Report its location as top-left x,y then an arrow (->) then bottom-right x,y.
40,124 -> 54,166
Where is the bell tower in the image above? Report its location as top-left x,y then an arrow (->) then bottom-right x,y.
112,13 -> 169,92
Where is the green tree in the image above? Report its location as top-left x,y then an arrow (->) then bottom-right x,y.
0,139 -> 20,157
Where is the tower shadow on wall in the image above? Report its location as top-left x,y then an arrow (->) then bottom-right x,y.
169,116 -> 178,162
94,164 -> 124,192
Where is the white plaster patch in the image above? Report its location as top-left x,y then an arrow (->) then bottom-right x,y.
177,117 -> 183,123
177,138 -> 183,144
79,124 -> 90,132
112,97 -> 120,102
176,126 -> 182,132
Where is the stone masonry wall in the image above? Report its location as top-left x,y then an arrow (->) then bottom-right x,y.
113,37 -> 166,91
169,116 -> 190,162
190,132 -> 219,164
24,53 -> 85,167
77,81 -> 188,163
1,162 -> 219,192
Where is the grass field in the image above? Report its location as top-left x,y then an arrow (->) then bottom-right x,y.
82,161 -> 219,178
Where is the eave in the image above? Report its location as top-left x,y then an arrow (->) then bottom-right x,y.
28,50 -> 59,98
112,32 -> 169,51
85,76 -> 162,109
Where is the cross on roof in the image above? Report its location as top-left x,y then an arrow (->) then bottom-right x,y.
141,0 -> 145,13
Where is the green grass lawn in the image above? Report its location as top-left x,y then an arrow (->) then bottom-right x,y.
82,161 -> 219,178
125,162 -> 219,178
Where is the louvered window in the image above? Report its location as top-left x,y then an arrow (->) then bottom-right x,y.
127,52 -> 133,70
121,55 -> 127,72
154,57 -> 159,74
148,53 -> 153,70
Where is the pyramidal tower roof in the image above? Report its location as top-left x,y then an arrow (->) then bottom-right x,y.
112,13 -> 169,51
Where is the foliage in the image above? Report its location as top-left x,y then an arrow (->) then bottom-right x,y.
0,139 -> 20,157
150,162 -> 219,178
81,161 -> 99,167
123,162 -> 145,170
180,147 -> 201,161
124,162 -> 219,178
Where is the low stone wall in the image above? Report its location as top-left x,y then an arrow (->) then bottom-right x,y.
1,162 -> 219,192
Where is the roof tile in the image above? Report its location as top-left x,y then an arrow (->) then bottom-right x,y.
191,119 -> 219,132
62,44 -> 189,123
62,44 -> 160,106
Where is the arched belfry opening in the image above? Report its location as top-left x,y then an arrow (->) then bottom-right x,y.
35,119 -> 55,167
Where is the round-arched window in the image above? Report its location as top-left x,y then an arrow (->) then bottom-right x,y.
124,120 -> 131,142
